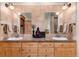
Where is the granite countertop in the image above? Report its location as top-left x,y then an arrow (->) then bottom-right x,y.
0,37 -> 76,42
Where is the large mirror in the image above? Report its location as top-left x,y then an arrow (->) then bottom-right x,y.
0,2 -> 76,40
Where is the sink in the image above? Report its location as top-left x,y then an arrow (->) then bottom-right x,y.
7,37 -> 23,40
52,37 -> 68,40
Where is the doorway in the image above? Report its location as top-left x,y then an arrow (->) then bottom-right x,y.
20,15 -> 25,34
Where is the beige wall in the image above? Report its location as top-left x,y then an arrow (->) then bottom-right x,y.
0,3 -> 76,38
0,3 -> 63,36
0,3 -> 20,39
58,3 -> 76,39
77,2 -> 79,56
14,5 -> 62,31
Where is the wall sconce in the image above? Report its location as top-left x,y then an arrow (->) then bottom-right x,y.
62,4 -> 67,10
5,3 -> 14,10
62,3 -> 71,10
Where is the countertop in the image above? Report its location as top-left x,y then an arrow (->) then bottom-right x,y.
0,38 -> 76,42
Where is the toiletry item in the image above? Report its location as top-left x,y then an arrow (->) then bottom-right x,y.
60,25 -> 63,33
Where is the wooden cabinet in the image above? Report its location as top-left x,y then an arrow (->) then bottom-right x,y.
5,47 -> 12,56
22,42 -> 38,48
54,42 -> 76,57
55,48 -> 76,57
38,42 -> 54,48
0,41 -> 76,57
0,42 -> 21,57
55,42 -> 76,48
11,47 -> 21,57
0,47 -> 6,57
38,48 -> 54,57
21,42 -> 38,57
22,47 -> 37,57
38,42 -> 54,57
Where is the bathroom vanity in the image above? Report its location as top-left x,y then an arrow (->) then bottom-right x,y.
0,2 -> 76,57
0,39 -> 76,57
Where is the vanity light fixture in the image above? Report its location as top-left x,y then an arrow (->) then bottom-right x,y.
9,4 -> 14,10
62,3 -> 71,10
67,3 -> 71,7
62,4 -> 67,10
5,3 -> 14,10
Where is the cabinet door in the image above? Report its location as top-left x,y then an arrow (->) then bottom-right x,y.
55,48 -> 76,57
0,47 -> 6,57
22,47 -> 37,57
11,47 -> 21,57
38,48 -> 54,57
5,48 -> 12,57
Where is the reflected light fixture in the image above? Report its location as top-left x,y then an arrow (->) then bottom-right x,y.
62,3 -> 71,10
9,5 -> 14,10
5,3 -> 14,10
62,4 -> 67,10
56,12 -> 60,15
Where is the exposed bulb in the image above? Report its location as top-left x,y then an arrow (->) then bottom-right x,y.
62,4 -> 67,10
56,12 -> 59,15
9,5 -> 14,10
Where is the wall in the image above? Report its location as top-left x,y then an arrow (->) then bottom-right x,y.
58,3 -> 76,39
77,2 -> 79,56
0,3 -> 20,39
14,5 -> 62,31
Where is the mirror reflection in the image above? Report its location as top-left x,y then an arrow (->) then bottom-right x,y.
0,2 -> 76,40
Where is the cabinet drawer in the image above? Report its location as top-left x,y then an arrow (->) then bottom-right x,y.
55,42 -> 76,48
38,42 -> 54,48
11,47 -> 21,56
0,47 -> 6,57
0,42 -> 21,47
5,48 -> 12,57
22,42 -> 38,47
8,42 -> 21,47
38,48 -> 54,57
55,48 -> 76,57
0,42 -> 9,47
4,47 -> 21,57
22,47 -> 37,57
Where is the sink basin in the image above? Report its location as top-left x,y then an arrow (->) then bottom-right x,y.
7,37 -> 23,40
52,37 -> 68,40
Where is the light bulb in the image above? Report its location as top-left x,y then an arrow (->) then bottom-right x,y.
17,12 -> 21,16
9,5 -> 14,10
62,5 -> 67,10
56,12 -> 59,15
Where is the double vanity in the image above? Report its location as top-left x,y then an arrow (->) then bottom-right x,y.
0,2 -> 77,57
0,36 -> 76,57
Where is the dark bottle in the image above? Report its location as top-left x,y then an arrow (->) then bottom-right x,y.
35,27 -> 41,38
